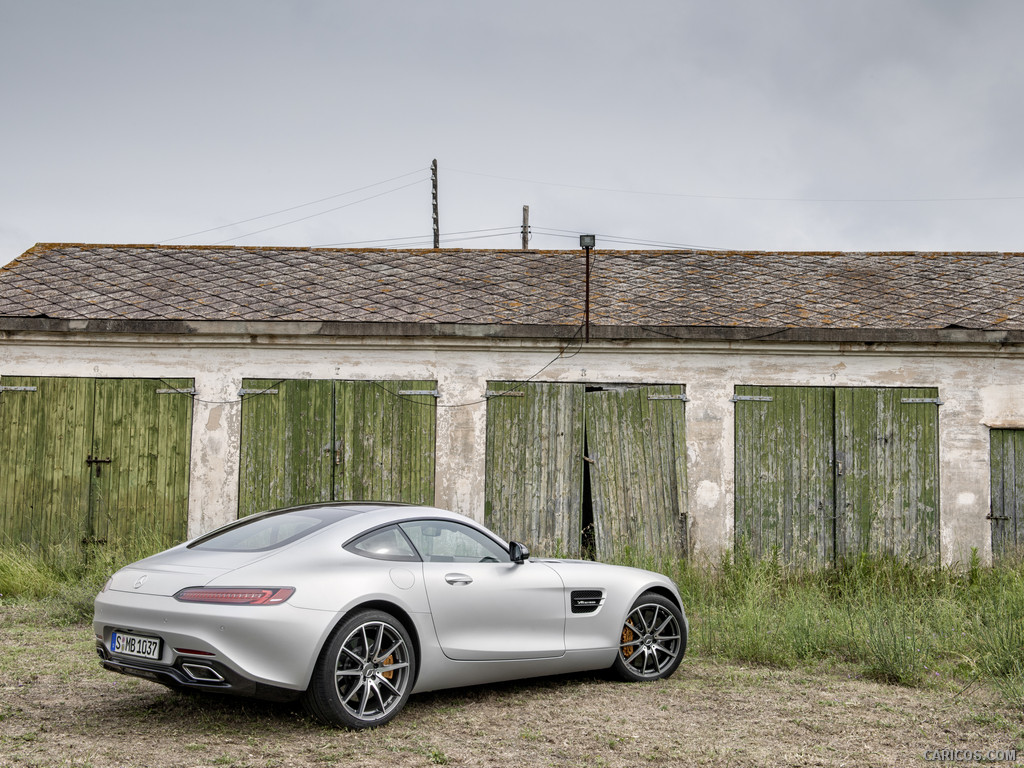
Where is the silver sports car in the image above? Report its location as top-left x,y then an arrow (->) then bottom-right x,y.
94,502 -> 687,728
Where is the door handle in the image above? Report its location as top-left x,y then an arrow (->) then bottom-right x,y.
444,573 -> 473,585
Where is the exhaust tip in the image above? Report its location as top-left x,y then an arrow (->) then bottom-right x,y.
181,663 -> 225,682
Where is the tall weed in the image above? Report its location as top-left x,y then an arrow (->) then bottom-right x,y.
0,535 -> 166,623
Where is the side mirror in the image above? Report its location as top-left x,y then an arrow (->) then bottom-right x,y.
509,541 -> 530,564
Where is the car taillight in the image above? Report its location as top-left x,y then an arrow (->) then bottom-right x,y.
173,587 -> 295,605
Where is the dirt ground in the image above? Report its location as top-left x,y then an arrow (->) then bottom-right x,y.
2,606 -> 1023,767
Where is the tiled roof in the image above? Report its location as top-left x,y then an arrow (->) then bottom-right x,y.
2,243 -> 1024,331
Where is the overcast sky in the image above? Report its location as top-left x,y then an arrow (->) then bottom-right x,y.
2,1 -> 1024,266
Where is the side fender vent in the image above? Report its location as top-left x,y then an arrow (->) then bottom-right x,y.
571,590 -> 604,614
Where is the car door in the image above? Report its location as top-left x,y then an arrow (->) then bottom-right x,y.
400,519 -> 566,661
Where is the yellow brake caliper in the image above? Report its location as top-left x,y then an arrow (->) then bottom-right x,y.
621,622 -> 636,658
381,654 -> 394,679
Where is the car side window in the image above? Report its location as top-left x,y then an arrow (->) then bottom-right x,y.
345,525 -> 420,562
399,520 -> 509,564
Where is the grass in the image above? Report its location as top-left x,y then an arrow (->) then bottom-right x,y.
0,534 -> 165,625
4,539 -> 1024,712
611,544 -> 1024,708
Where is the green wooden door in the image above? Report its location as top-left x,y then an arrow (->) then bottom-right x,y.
0,376 -> 193,552
734,385 -> 940,565
89,379 -> 193,548
238,379 -> 437,517
990,429 -> 1024,560
0,377 -> 94,550
238,379 -> 334,517
334,380 -> 437,504
585,385 -> 688,561
835,387 -> 940,562
734,386 -> 835,566
484,382 -> 584,557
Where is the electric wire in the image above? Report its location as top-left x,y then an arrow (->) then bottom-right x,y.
156,323 -> 585,408
448,167 -> 1024,203
532,226 -> 727,251
210,178 -> 428,245
161,168 -> 429,243
313,226 -> 521,249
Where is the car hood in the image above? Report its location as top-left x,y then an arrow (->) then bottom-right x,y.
106,548 -> 272,596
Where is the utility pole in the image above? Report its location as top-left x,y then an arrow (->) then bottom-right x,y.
431,159 -> 439,249
521,205 -> 530,250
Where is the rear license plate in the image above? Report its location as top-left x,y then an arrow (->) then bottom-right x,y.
110,631 -> 162,660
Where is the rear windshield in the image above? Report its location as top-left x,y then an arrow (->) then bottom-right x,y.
189,506 -> 361,552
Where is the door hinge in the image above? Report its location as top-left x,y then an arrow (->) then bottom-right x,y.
0,386 -> 37,392
397,389 -> 439,398
239,388 -> 279,396
647,394 -> 689,402
986,514 -> 1011,520
901,397 -> 943,405
731,395 -> 773,402
156,387 -> 196,395
484,390 -> 524,398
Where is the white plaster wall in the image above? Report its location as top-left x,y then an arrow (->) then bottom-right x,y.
2,331 -> 1020,564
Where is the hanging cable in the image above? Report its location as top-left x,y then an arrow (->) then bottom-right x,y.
448,167 -> 1024,203
161,168 -> 429,243
211,178 -> 427,244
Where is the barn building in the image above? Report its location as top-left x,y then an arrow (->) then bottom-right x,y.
2,242 -> 1024,566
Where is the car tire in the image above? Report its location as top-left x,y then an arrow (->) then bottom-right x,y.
303,609 -> 416,729
611,591 -> 686,682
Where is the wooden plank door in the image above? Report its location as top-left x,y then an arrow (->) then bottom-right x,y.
834,387 -> 940,563
484,382 -> 584,556
333,380 -> 437,504
0,376 -> 94,552
89,378 -> 193,549
733,386 -> 835,566
238,379 -> 334,517
584,384 -> 688,561
991,428 -> 1024,559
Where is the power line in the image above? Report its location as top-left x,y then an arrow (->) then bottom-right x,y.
161,168 -> 429,243
313,226 -> 521,249
532,227 -> 727,251
448,167 -> 1024,204
211,178 -> 428,245
166,324 -> 585,408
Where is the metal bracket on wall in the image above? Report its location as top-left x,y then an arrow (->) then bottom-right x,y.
730,395 -> 773,402
901,397 -> 944,405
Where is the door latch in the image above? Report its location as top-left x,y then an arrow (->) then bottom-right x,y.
86,455 -> 112,476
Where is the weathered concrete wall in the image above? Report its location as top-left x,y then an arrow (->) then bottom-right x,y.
2,330 -> 1020,565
